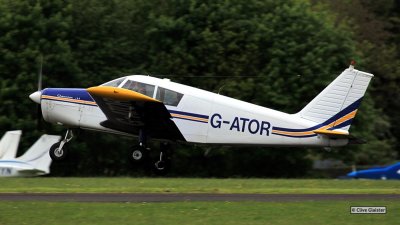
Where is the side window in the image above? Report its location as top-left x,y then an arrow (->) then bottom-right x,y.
156,87 -> 183,106
122,80 -> 155,98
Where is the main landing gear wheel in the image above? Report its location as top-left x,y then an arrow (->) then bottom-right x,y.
155,152 -> 168,170
131,145 -> 149,163
154,154 -> 171,175
49,129 -> 73,161
154,143 -> 172,175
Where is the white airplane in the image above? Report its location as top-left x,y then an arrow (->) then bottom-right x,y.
0,130 -> 22,160
29,64 -> 373,172
0,134 -> 61,177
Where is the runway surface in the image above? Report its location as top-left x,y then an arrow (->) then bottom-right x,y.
0,193 -> 399,202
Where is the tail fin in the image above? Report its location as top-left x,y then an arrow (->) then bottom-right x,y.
387,162 -> 400,172
17,134 -> 61,173
0,130 -> 22,160
297,65 -> 374,131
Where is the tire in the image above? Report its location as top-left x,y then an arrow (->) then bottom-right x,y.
131,146 -> 148,163
154,158 -> 171,175
49,142 -> 67,161
155,160 -> 166,170
132,149 -> 143,161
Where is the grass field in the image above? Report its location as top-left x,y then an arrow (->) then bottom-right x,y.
0,178 -> 399,225
0,201 -> 398,225
0,177 -> 399,194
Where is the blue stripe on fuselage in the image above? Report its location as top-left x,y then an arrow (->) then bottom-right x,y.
42,88 -> 95,102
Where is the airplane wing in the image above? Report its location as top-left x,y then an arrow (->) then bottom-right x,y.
87,86 -> 185,141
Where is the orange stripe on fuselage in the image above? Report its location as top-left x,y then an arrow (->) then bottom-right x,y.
42,95 -> 97,105
272,109 -> 358,137
170,113 -> 209,122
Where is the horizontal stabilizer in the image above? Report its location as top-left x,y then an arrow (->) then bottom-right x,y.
313,128 -> 366,144
0,161 -> 33,170
348,135 -> 367,145
313,129 -> 349,137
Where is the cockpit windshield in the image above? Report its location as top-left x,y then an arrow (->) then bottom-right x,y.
101,77 -> 183,106
101,77 -> 126,87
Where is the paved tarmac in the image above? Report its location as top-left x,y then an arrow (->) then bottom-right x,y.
0,193 -> 399,202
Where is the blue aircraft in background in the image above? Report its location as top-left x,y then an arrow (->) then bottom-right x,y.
346,162 -> 400,180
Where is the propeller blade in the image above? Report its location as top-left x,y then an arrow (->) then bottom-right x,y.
37,104 -> 43,130
35,55 -> 44,130
38,55 -> 43,91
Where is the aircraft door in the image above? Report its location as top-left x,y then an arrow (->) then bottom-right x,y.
167,94 -> 211,143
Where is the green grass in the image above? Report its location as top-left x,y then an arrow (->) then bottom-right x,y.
1,178 -> 399,225
0,178 -> 399,194
0,201 -> 398,225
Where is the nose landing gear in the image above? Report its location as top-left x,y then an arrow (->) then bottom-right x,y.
49,129 -> 74,161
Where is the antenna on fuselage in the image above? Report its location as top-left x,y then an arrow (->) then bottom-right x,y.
217,85 -> 225,94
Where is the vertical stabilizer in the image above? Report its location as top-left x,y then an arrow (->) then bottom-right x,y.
0,130 -> 22,160
17,134 -> 61,174
387,162 -> 400,176
297,65 -> 374,131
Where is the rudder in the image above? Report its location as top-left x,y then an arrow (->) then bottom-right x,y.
297,65 -> 374,131
0,130 -> 22,159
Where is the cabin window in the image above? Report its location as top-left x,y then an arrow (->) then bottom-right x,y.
122,80 -> 155,98
156,87 -> 183,106
101,77 -> 126,87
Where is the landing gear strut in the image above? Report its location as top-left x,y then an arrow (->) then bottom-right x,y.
49,129 -> 74,161
131,128 -> 173,174
131,129 -> 149,163
154,142 -> 172,174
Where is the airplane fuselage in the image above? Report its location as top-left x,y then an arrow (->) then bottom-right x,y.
347,164 -> 400,180
40,75 -> 348,147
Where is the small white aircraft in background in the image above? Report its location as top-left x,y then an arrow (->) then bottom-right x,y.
0,134 -> 60,177
29,64 -> 373,172
0,130 -> 22,160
